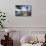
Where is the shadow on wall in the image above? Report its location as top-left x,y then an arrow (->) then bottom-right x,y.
13,40 -> 21,46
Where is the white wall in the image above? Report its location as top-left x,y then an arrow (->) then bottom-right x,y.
0,0 -> 45,27
0,1 -> 46,46
32,0 -> 46,27
0,0 -> 46,30
4,0 -> 32,27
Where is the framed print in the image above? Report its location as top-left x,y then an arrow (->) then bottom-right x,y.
15,5 -> 32,16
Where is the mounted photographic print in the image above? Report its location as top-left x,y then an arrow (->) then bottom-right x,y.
15,5 -> 32,16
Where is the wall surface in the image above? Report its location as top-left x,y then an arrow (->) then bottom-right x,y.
5,0 -> 46,27
0,0 -> 46,46
0,0 -> 46,28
